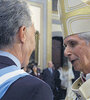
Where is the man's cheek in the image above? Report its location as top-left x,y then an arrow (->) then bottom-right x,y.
83,55 -> 90,66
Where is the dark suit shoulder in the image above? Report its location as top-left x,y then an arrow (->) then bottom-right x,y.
1,75 -> 53,100
43,68 -> 49,73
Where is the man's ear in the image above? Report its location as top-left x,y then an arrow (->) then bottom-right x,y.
18,26 -> 27,43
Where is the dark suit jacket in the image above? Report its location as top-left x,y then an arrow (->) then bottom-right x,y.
0,56 -> 53,100
41,68 -> 55,91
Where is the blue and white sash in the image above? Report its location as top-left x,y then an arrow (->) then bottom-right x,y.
0,65 -> 29,99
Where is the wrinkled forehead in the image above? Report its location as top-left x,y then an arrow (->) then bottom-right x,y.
63,34 -> 81,46
64,31 -> 90,43
64,34 -> 78,41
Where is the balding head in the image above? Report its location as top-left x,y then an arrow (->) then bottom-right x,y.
48,61 -> 54,68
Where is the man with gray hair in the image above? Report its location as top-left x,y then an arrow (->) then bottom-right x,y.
0,0 -> 53,100
64,32 -> 90,100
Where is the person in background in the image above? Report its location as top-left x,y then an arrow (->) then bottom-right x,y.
54,68 -> 61,100
64,32 -> 90,100
31,65 -> 38,76
0,0 -> 53,100
58,66 -> 68,99
30,63 -> 41,79
41,61 -> 56,99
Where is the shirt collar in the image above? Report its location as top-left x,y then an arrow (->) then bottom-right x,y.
0,51 -> 21,68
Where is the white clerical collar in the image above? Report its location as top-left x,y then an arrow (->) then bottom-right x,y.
86,73 -> 90,80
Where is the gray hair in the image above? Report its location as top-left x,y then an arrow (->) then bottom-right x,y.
78,31 -> 90,45
0,0 -> 32,49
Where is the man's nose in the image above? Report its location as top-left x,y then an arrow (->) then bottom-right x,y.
64,47 -> 72,57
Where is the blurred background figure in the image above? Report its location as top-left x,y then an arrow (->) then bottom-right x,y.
58,66 -> 68,100
53,68 -> 61,100
27,62 -> 41,79
41,61 -> 55,99
30,63 -> 41,79
41,61 -> 61,100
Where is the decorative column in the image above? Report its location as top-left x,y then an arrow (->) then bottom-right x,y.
46,0 -> 52,65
